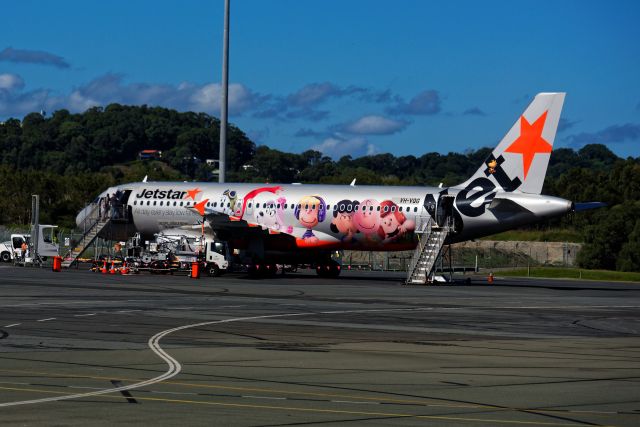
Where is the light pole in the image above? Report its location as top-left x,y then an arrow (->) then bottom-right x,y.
218,0 -> 230,183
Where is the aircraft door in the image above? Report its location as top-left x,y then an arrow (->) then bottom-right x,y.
436,194 -> 456,229
119,190 -> 133,223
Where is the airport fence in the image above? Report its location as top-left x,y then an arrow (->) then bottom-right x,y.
343,242 -> 578,273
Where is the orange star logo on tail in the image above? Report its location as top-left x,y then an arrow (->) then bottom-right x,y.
504,111 -> 551,179
185,188 -> 201,200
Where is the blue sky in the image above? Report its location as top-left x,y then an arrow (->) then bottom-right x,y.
1,0 -> 639,158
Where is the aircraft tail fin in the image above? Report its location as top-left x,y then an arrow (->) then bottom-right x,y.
456,92 -> 566,194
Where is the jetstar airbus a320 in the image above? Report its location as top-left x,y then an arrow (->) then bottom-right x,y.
76,93 -> 597,277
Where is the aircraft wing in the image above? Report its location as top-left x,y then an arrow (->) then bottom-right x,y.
192,207 -> 341,248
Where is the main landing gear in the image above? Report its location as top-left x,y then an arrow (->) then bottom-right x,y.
315,260 -> 341,278
248,263 -> 279,278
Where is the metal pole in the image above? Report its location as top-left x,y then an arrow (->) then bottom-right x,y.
218,0 -> 230,183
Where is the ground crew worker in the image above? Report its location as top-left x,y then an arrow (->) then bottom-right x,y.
20,241 -> 28,261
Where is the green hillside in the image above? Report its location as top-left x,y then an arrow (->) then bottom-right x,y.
1,105 -> 639,271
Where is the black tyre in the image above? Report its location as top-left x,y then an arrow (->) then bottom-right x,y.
1,251 -> 10,263
207,264 -> 220,277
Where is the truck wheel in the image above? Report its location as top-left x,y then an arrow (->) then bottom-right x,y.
207,264 -> 220,277
1,252 -> 10,262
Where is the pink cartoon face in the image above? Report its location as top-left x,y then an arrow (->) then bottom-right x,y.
353,199 -> 380,236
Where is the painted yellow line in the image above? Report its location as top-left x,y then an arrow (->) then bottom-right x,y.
167,381 -> 482,408
0,385 -> 617,427
0,368 -> 477,408
0,369 -> 629,417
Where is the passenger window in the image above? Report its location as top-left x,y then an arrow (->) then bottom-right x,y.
414,207 -> 418,212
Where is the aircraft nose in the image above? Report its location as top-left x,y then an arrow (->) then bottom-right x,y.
75,204 -> 91,227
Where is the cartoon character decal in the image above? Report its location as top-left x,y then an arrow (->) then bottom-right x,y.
223,189 -> 237,211
217,189 -> 236,215
378,200 -> 415,243
353,199 -> 381,241
295,195 -> 327,244
238,186 -> 282,220
210,187 -> 419,248
330,199 -> 359,243
254,197 -> 293,234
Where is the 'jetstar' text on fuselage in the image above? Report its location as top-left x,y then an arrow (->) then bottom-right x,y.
135,189 -> 187,199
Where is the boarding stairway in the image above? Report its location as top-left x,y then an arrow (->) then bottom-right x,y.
405,214 -> 451,285
61,203 -> 111,268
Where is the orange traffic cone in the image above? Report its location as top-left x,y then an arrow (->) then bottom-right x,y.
488,272 -> 494,284
109,261 -> 116,274
101,260 -> 107,274
120,261 -> 129,275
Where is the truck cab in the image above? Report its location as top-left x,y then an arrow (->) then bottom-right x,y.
205,240 -> 229,276
10,225 -> 59,263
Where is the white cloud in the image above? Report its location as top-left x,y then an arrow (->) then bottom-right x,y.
312,135 -> 377,159
340,115 -> 408,135
0,73 -> 25,91
190,83 -> 263,115
0,73 -> 268,119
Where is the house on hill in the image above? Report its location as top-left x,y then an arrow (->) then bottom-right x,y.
138,150 -> 162,160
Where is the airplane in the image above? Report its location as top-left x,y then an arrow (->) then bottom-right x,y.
75,92 -> 594,277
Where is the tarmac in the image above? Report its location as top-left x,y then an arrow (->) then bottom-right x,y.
0,264 -> 638,426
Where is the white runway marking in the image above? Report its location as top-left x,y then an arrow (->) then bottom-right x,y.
3,324 -> 20,328
36,318 -> 55,322
74,313 -> 96,317
0,311 -> 312,407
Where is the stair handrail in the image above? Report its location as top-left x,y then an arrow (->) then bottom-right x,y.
62,203 -> 102,261
423,224 -> 450,281
406,216 -> 434,282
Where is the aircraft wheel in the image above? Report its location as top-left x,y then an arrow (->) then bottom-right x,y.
329,261 -> 341,277
248,264 -> 261,278
316,261 -> 341,278
261,263 -> 277,277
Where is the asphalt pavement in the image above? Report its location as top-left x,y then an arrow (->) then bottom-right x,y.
0,265 -> 638,426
